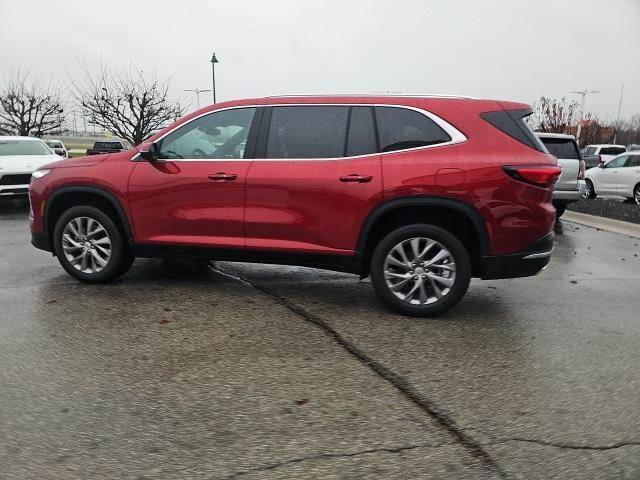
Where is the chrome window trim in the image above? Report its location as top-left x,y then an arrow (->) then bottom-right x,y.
133,103 -> 467,163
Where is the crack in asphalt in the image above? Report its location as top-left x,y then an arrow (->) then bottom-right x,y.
222,442 -> 453,479
207,262 -> 506,479
489,438 -> 640,451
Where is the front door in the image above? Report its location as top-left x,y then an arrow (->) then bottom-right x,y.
598,155 -> 628,194
244,105 -> 382,254
128,107 -> 258,248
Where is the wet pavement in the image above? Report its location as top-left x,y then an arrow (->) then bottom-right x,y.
1,196 -> 639,479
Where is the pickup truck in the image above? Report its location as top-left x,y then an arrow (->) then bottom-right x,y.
85,141 -> 127,156
581,144 -> 626,169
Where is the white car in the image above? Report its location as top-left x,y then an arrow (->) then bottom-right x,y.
581,144 -> 627,169
584,152 -> 640,205
45,139 -> 69,158
0,136 -> 61,197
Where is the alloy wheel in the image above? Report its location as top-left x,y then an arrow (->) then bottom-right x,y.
61,216 -> 112,273
383,237 -> 456,305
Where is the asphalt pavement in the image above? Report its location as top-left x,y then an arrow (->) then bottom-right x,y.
1,196 -> 639,479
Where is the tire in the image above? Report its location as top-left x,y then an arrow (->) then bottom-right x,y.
370,224 -> 471,317
53,205 -> 133,283
634,184 -> 640,206
554,203 -> 567,218
584,179 -> 597,199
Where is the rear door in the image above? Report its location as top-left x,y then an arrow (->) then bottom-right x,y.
540,137 -> 580,191
244,105 -> 382,254
618,155 -> 640,196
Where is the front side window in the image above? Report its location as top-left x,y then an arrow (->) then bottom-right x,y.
159,108 -> 256,159
266,106 -> 349,159
376,106 -> 451,153
604,156 -> 627,168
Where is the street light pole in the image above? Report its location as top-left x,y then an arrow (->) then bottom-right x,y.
184,88 -> 211,110
211,52 -> 219,103
570,89 -> 599,144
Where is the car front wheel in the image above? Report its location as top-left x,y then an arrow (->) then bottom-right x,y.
53,206 -> 132,283
370,225 -> 471,317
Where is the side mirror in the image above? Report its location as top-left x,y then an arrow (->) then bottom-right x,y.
54,148 -> 65,156
139,142 -> 159,161
598,163 -> 604,168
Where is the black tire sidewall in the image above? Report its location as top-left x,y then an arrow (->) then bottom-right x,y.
370,224 -> 471,317
53,206 -> 128,283
586,180 -> 597,199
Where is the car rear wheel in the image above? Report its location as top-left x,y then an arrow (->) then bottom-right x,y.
53,206 -> 132,283
634,185 -> 640,206
370,224 -> 471,317
584,179 -> 597,199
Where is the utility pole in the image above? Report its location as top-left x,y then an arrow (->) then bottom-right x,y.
614,84 -> 624,143
184,88 -> 212,110
570,89 -> 599,144
210,52 -> 219,103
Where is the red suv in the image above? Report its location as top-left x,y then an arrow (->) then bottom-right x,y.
29,95 -> 559,316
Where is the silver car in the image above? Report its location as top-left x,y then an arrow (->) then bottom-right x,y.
536,133 -> 585,217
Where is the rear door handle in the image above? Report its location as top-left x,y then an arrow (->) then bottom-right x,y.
209,172 -> 238,181
339,174 -> 373,183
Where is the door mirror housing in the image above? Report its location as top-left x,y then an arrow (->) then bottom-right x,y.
139,142 -> 160,161
598,162 -> 604,168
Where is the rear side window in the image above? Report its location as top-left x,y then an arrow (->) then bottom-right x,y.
346,106 -> 377,157
481,109 -> 548,153
626,155 -> 640,167
540,138 -> 579,159
600,147 -> 626,155
375,107 -> 451,153
266,106 -> 349,158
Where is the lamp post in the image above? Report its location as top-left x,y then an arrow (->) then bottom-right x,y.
211,52 -> 219,103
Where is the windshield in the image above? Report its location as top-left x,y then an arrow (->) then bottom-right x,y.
582,147 -> 596,156
0,139 -> 53,156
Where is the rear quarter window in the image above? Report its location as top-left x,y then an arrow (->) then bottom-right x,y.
375,106 -> 451,153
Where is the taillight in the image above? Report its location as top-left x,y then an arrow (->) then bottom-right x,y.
578,160 -> 585,180
503,165 -> 562,188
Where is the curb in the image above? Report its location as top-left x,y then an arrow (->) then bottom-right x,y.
562,211 -> 640,239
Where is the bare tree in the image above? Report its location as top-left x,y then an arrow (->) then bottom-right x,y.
529,96 -> 579,133
0,71 -> 64,136
578,114 -> 615,146
72,64 -> 182,145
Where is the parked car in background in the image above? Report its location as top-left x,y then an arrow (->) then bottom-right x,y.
628,144 -> 640,151
29,95 -> 560,317
85,140 -> 127,156
584,152 -> 640,205
536,133 -> 585,217
581,144 -> 626,169
45,139 -> 69,158
0,136 -> 61,197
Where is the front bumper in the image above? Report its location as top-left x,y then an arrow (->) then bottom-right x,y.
0,184 -> 29,196
480,233 -> 554,280
552,180 -> 585,203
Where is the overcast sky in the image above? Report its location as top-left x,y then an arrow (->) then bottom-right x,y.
1,0 -> 639,119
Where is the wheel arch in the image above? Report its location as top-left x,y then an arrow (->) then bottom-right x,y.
356,197 -> 490,277
45,186 -> 134,245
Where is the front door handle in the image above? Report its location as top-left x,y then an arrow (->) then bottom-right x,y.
339,174 -> 373,183
209,172 -> 238,181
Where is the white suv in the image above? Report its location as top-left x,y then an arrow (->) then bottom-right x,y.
584,152 -> 640,205
0,136 -> 61,197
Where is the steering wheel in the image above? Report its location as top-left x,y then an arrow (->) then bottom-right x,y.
192,148 -> 207,158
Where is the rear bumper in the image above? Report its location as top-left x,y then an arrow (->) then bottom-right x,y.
552,180 -> 585,203
480,232 -> 554,280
